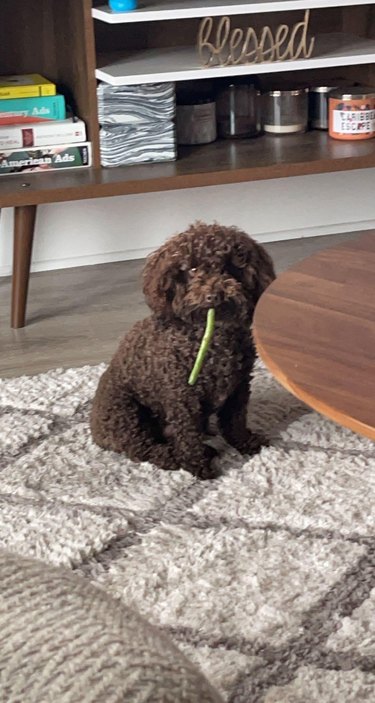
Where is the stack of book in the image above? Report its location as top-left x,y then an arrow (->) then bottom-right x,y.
0,74 -> 91,175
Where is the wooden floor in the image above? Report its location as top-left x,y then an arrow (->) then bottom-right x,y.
0,231 -> 358,378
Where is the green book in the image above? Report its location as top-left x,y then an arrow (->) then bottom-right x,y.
0,143 -> 91,174
0,95 -> 66,124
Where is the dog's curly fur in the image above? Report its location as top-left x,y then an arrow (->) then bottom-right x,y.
90,222 -> 275,479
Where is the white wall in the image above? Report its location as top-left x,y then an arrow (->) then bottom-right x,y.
1,167 -> 375,276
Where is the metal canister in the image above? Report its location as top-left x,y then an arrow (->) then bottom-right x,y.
309,86 -> 337,130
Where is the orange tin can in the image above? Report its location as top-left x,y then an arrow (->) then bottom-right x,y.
329,87 -> 375,140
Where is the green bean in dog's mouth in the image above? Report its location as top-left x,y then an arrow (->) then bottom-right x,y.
188,308 -> 215,386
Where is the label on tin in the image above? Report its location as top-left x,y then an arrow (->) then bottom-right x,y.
333,108 -> 375,134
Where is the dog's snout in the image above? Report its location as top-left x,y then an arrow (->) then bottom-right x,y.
206,292 -> 222,306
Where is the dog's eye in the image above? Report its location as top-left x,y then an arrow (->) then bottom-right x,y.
176,266 -> 196,284
176,269 -> 188,284
230,246 -> 248,269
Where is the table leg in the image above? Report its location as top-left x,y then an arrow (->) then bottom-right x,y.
11,205 -> 37,329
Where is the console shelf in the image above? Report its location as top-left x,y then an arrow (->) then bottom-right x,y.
96,33 -> 375,85
1,131 -> 374,208
92,0 -> 374,23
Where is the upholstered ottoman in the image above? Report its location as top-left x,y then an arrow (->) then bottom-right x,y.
0,551 -> 223,703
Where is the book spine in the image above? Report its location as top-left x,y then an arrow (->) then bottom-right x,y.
0,95 -> 66,123
0,142 -> 92,174
0,120 -> 86,149
0,85 -> 56,99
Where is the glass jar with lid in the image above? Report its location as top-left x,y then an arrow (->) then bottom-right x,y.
262,88 -> 309,134
216,81 -> 260,138
309,86 -> 337,130
176,97 -> 217,145
329,87 -> 375,140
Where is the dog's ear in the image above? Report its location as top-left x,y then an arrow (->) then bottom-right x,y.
251,244 -> 276,303
142,249 -> 176,317
231,237 -> 275,304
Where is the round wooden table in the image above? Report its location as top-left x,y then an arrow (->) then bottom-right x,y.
253,232 -> 375,441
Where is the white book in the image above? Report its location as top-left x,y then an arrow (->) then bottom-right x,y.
0,117 -> 86,149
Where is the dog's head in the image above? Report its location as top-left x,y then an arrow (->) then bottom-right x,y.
143,222 -> 275,323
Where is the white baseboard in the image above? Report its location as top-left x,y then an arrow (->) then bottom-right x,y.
1,218 -> 374,278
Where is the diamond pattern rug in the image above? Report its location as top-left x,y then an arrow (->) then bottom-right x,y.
1,363 -> 374,702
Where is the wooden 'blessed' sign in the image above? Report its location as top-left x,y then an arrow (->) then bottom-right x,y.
197,10 -> 315,67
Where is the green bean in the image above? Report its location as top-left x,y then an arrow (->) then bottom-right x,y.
188,308 -> 215,386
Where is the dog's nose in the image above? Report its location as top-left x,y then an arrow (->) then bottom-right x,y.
206,292 -> 222,306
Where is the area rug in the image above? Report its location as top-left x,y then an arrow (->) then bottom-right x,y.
0,362 -> 374,702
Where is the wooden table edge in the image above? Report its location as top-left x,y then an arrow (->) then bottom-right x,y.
253,327 -> 375,442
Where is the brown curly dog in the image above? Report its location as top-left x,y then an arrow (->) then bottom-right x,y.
90,222 -> 275,479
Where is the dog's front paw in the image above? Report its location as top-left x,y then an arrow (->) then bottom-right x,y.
231,430 -> 267,457
145,445 -> 180,471
184,446 -> 220,480
197,457 -> 222,481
